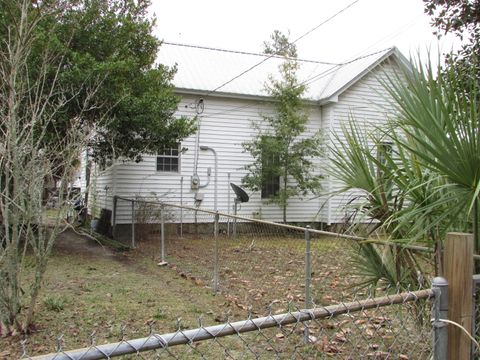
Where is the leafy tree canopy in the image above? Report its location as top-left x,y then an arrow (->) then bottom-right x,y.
424,0 -> 480,79
0,0 -> 196,168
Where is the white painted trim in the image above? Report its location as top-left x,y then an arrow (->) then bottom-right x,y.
174,88 -> 320,105
319,95 -> 339,106
320,48 -> 408,105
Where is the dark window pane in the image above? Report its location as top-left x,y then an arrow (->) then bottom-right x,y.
157,143 -> 180,172
261,138 -> 280,198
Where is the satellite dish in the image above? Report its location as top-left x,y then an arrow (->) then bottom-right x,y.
230,183 -> 249,203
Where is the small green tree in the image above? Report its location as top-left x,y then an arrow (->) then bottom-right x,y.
242,31 -> 323,223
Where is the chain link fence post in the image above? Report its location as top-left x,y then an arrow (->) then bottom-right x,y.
227,172 -> 231,237
180,176 -> 183,238
213,212 -> 219,293
158,204 -> 168,266
472,274 -> 480,359
304,225 -> 312,344
432,276 -> 448,360
131,199 -> 135,248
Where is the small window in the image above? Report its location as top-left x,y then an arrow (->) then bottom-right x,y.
261,139 -> 280,199
157,145 -> 180,172
261,174 -> 280,199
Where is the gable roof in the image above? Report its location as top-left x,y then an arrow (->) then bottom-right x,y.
156,42 -> 408,103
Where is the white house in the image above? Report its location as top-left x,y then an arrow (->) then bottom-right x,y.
85,42 -> 408,228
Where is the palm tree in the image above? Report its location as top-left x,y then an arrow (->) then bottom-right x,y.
384,57 -> 480,253
329,56 -> 480,286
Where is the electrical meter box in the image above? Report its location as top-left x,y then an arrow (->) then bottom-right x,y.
191,174 -> 200,190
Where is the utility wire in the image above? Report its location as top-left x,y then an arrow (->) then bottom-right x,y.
348,15 -> 422,60
197,47 -> 392,119
203,0 -> 361,97
290,0 -> 359,45
162,41 -> 340,66
301,47 -> 392,88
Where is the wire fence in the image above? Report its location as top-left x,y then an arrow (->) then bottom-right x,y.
473,274 -> 480,358
23,288 -> 436,359
13,196 -> 460,359
112,196 -> 434,314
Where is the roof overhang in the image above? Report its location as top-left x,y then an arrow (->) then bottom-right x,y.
317,47 -> 410,105
174,87 -> 320,106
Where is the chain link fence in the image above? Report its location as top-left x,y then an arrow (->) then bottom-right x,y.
112,196 -> 434,314
473,274 -> 480,358
11,196 -> 456,358
22,287 -> 436,359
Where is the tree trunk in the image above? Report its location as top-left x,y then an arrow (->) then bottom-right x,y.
283,169 -> 288,223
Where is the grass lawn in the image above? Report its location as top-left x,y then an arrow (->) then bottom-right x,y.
0,229 -> 434,359
0,230 -> 239,359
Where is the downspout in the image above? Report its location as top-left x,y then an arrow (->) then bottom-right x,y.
192,99 -> 204,183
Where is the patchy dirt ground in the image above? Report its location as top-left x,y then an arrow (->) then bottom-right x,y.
54,229 -> 121,260
135,227 -> 365,315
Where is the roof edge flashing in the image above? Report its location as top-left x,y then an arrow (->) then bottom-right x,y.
318,95 -> 339,106
174,87 -> 319,105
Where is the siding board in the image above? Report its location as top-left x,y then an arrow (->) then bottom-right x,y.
90,59 -> 400,226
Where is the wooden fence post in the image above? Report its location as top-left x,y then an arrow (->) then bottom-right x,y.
444,232 -> 474,360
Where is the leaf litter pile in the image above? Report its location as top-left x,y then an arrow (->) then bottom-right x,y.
134,228 -> 434,359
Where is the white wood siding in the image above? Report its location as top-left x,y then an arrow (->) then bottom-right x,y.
326,59 -> 399,223
95,95 -> 325,224
91,58 -> 401,225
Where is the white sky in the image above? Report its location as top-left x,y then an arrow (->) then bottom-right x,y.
150,0 -> 462,64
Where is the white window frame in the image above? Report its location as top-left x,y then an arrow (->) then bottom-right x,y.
156,144 -> 180,173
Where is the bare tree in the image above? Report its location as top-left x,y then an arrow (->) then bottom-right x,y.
0,0 -> 99,334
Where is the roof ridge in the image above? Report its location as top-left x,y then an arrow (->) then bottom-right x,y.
162,41 -> 341,66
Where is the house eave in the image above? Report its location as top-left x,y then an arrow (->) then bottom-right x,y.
318,95 -> 339,106
174,87 -> 320,106
318,47 -> 408,104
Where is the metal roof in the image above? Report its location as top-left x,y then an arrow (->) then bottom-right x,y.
156,42 -> 405,103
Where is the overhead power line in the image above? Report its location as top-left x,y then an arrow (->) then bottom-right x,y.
290,0 -> 360,45
300,47 -> 393,88
162,41 -> 340,66
202,0 -> 361,97
197,47 -> 393,119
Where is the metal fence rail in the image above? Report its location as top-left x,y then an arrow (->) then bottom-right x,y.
112,196 -> 480,262
26,289 -> 435,360
112,196 -> 439,313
